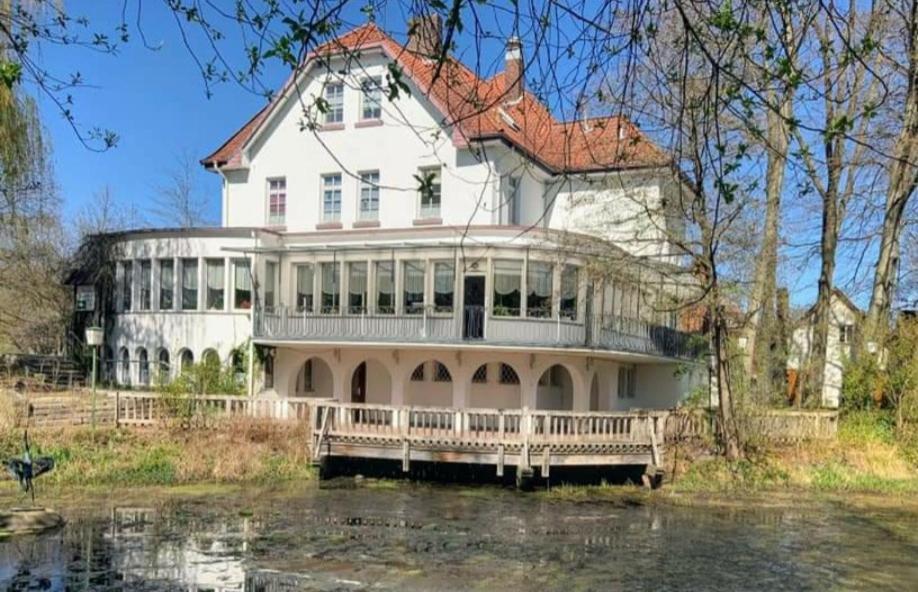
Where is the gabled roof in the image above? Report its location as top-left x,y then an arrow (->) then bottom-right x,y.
201,23 -> 671,174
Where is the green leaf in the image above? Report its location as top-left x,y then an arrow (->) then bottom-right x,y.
0,62 -> 22,89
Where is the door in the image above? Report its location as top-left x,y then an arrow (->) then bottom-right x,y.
463,275 -> 485,339
351,361 -> 367,403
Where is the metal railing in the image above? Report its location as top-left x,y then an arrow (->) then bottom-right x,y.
255,304 -> 702,359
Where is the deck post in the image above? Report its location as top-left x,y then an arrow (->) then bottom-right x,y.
402,439 -> 410,472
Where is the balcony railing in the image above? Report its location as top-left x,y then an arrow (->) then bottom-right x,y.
255,304 -> 702,359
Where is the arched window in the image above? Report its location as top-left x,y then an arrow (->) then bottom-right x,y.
157,349 -> 170,383
179,349 -> 194,372
137,348 -> 149,386
119,347 -> 131,385
202,349 -> 220,368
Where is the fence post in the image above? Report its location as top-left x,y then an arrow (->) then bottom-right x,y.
115,391 -> 120,428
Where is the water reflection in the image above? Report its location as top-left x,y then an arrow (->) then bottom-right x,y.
0,486 -> 916,591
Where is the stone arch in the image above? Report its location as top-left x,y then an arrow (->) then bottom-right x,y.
118,346 -> 131,386
156,348 -> 171,384
290,356 -> 335,398
348,358 -> 392,404
536,364 -> 575,410
136,347 -> 150,387
177,348 -> 194,372
468,361 -> 523,409
404,358 -> 455,407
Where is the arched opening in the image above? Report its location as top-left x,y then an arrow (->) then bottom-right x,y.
469,362 -> 522,409
536,364 -> 574,410
589,373 -> 600,411
119,347 -> 131,386
102,345 -> 114,382
405,360 -> 452,407
293,357 -> 334,398
202,348 -> 220,368
136,348 -> 150,387
157,349 -> 171,384
349,360 -> 392,404
178,349 -> 194,373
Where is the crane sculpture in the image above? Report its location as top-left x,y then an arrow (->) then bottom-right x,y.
6,431 -> 55,503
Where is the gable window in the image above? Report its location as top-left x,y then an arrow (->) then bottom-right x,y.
206,259 -> 225,310
359,171 -> 380,220
617,365 -> 636,399
560,265 -> 579,320
139,260 -> 152,311
267,178 -> 286,225
323,82 -> 343,124
181,258 -> 198,310
493,260 -> 522,317
320,262 -> 340,314
376,261 -> 394,314
264,261 -> 277,311
403,260 -> 425,315
360,76 -> 382,120
159,259 -> 174,310
322,173 -> 342,222
527,261 -> 552,318
121,261 -> 133,311
433,262 -> 454,313
296,264 -> 314,313
417,166 -> 441,218
501,176 -> 521,225
347,262 -> 368,314
233,259 -> 252,310
839,324 -> 855,344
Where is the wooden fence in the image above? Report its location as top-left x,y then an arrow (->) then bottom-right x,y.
112,391 -> 313,426
661,408 -> 839,442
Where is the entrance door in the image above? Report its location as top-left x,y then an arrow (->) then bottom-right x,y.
351,362 -> 367,403
463,275 -> 485,339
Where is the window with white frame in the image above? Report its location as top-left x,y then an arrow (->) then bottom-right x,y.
139,259 -> 152,310
617,365 -> 636,399
347,262 -> 368,314
493,260 -> 522,317
359,171 -> 380,220
501,175 -> 521,225
121,261 -> 133,311
376,261 -> 395,314
159,259 -> 174,310
527,261 -> 552,318
295,264 -> 314,313
839,324 -> 855,344
205,259 -> 225,310
560,265 -> 579,320
323,82 -> 343,124
403,260 -> 425,314
233,259 -> 252,309
267,178 -> 286,225
417,166 -> 441,218
264,261 -> 277,311
360,76 -> 382,120
320,262 -> 339,314
181,258 -> 198,310
433,262 -> 454,313
322,173 -> 342,222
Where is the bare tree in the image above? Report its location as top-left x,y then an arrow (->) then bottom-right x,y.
149,151 -> 214,229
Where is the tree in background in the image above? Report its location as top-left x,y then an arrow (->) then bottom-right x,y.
150,151 -> 215,229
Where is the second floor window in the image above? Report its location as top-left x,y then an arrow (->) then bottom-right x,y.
139,260 -> 152,310
403,260 -> 425,314
501,176 -> 520,225
324,82 -> 343,124
233,259 -> 252,309
348,262 -> 367,314
181,258 -> 198,311
493,260 -> 522,317
417,166 -> 441,218
376,261 -> 394,314
206,259 -> 225,310
433,262 -> 454,313
360,76 -> 382,120
322,173 -> 342,222
527,262 -> 552,318
617,365 -> 636,399
320,262 -> 339,314
267,178 -> 286,225
159,259 -> 174,310
359,171 -> 380,220
264,261 -> 277,310
295,264 -> 314,313
560,265 -> 579,320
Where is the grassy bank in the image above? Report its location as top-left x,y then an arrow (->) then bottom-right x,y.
0,419 -> 314,491
668,410 -> 918,494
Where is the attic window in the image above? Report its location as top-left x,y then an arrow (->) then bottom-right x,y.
497,108 -> 520,132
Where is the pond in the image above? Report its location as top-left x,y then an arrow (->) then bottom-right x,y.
1,484 -> 916,591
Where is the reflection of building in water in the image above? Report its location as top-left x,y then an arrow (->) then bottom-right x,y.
106,507 -> 249,592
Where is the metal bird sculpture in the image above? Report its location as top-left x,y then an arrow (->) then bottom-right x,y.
6,431 -> 55,504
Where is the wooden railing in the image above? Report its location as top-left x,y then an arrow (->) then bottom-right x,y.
662,408 -> 839,442
111,391 -> 314,426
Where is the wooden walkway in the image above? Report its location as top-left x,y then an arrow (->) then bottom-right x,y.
310,402 -> 666,485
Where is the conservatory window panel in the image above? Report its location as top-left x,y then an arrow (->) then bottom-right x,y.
121,261 -> 133,311
159,259 -> 174,311
181,259 -> 198,310
492,260 -> 522,317
433,262 -> 454,313
233,259 -> 252,310
264,261 -> 277,311
205,259 -> 225,310
139,259 -> 152,311
376,261 -> 395,314
526,261 -> 552,318
320,262 -> 340,314
348,262 -> 368,314
560,265 -> 579,320
295,264 -> 314,313
403,260 -> 425,315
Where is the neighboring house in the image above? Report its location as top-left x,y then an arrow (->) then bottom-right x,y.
73,19 -> 704,413
788,289 -> 863,408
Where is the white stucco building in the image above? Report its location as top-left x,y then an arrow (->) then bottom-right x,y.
85,20 -> 704,414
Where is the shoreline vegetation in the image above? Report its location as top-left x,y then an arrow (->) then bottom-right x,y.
1,410 -> 915,501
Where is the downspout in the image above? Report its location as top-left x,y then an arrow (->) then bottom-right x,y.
246,230 -> 257,398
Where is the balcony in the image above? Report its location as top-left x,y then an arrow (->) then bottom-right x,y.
254,304 -> 702,360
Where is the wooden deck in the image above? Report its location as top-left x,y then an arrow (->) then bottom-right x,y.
310,402 -> 666,484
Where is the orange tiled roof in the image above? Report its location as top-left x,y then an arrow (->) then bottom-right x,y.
202,23 -> 670,173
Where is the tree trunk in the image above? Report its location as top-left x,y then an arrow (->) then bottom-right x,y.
807,183 -> 839,405
865,0 -> 918,345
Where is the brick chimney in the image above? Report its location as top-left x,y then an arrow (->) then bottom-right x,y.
504,36 -> 524,101
407,14 -> 442,57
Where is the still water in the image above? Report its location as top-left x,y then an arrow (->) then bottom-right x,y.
1,484 -> 916,591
